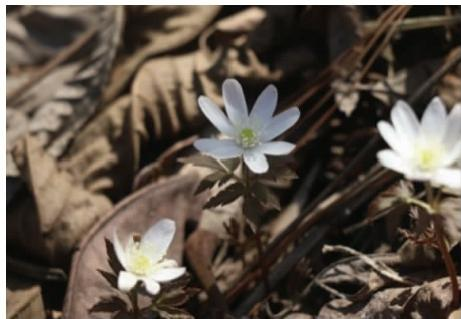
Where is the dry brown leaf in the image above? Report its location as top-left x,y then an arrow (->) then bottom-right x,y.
318,277 -> 459,319
8,135 -> 112,266
438,46 -> 461,108
332,78 -> 360,117
7,6 -> 124,177
318,286 -> 413,318
131,53 -> 201,140
402,277 -> 461,318
6,274 -> 46,319
63,173 -> 203,319
104,6 -> 221,103
439,196 -> 461,250
62,95 -> 135,200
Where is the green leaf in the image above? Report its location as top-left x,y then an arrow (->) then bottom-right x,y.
259,166 -> 298,186
178,154 -> 224,172
159,291 -> 190,307
194,171 -> 228,195
203,182 -> 244,209
243,195 -> 265,228
220,157 -> 240,172
252,183 -> 281,211
217,174 -> 232,186
89,295 -> 128,313
97,269 -> 118,289
104,238 -> 123,274
153,305 -> 194,319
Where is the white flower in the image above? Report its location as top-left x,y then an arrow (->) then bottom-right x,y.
377,97 -> 461,190
194,78 -> 300,174
113,219 -> 186,295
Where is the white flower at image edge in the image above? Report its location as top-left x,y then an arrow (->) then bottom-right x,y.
194,79 -> 300,174
113,219 -> 186,295
377,97 -> 461,190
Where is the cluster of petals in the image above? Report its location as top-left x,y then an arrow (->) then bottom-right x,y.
194,78 -> 300,174
377,97 -> 461,191
113,219 -> 185,295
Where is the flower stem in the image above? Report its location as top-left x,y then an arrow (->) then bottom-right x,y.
425,182 -> 434,205
424,182 -> 459,309
434,216 -> 460,309
130,290 -> 139,319
405,197 -> 435,214
242,164 -> 270,293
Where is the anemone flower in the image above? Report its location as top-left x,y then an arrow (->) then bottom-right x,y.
194,78 -> 300,174
377,97 -> 461,190
113,219 -> 186,295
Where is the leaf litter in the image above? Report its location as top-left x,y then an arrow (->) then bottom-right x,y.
5,5 -> 461,319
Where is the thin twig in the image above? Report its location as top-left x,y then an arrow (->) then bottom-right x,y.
364,14 -> 461,33
322,245 -> 413,285
311,277 -> 348,300
300,253 -> 402,299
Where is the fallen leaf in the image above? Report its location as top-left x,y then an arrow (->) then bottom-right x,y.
63,173 -> 203,319
8,135 -> 112,266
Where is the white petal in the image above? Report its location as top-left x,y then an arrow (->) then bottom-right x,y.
223,79 -> 249,126
143,278 -> 161,295
404,170 -> 432,182
113,230 -> 127,269
442,140 -> 461,167
118,271 -> 138,292
142,219 -> 175,263
377,149 -> 409,175
243,149 -> 269,174
198,96 -> 235,136
194,138 -> 243,159
150,267 -> 186,283
390,100 -> 419,146
432,168 -> 461,190
249,84 -> 277,127
257,141 -> 295,155
260,107 -> 300,142
421,97 -> 447,141
155,258 -> 178,268
443,103 -> 461,150
377,121 -> 408,158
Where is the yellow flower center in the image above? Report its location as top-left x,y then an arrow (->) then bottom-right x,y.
415,144 -> 443,171
129,250 -> 152,276
239,128 -> 259,148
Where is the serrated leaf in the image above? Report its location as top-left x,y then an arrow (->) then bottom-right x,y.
97,269 -> 118,289
157,286 -> 199,308
243,195 -> 265,228
162,273 -> 191,291
252,183 -> 281,211
221,157 -> 240,172
105,238 -> 124,274
217,174 -> 233,187
194,171 -> 228,195
178,154 -> 225,172
154,305 -> 194,319
203,182 -> 244,209
159,291 -> 190,307
89,295 -> 128,313
259,165 -> 298,185
7,6 -> 124,178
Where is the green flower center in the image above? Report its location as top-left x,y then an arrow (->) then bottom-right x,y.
239,128 -> 259,148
